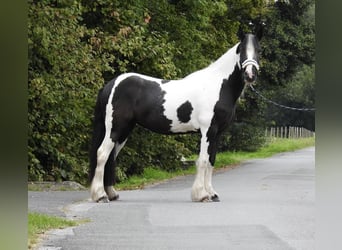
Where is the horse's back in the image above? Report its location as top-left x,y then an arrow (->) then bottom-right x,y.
103,72 -> 223,134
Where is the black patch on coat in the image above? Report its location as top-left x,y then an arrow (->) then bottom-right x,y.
111,76 -> 172,137
177,101 -> 193,123
206,64 -> 245,166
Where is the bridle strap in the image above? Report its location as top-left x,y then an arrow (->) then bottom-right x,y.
241,59 -> 260,70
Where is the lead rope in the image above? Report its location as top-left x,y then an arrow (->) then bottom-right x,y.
249,85 -> 315,112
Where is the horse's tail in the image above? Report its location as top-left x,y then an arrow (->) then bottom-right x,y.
88,87 -> 107,184
88,81 -> 117,186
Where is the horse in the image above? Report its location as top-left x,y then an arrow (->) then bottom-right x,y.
89,29 -> 262,203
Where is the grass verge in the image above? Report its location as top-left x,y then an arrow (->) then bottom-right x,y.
28,213 -> 83,249
116,137 -> 315,190
214,137 -> 315,167
116,164 -> 196,190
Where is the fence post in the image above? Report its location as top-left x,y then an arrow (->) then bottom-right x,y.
266,126 -> 315,139
285,126 -> 288,138
280,127 -> 282,138
297,127 -> 299,138
293,127 -> 296,138
297,127 -> 300,138
287,126 -> 291,139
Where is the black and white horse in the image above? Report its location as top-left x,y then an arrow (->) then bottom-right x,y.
89,30 -> 262,203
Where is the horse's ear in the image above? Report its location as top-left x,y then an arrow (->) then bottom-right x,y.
255,21 -> 265,41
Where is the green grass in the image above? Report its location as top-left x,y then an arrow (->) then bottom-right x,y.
116,165 -> 196,190
117,137 -> 315,190
215,137 -> 315,167
28,213 -> 82,249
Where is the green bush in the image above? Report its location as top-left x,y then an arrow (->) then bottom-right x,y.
227,122 -> 266,152
115,126 -> 191,182
28,2 -> 112,183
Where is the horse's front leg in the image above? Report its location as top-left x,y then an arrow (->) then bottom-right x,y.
191,158 -> 210,202
204,165 -> 220,202
191,152 -> 219,202
204,134 -> 220,201
191,130 -> 212,202
90,138 -> 115,202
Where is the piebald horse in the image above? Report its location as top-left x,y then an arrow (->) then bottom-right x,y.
89,30 -> 262,202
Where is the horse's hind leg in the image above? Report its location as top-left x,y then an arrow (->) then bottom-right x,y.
103,147 -> 119,201
104,140 -> 127,201
91,137 -> 115,202
102,118 -> 135,201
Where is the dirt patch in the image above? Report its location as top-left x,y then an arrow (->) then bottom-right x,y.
28,181 -> 87,191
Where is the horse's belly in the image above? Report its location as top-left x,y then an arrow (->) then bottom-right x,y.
169,121 -> 199,133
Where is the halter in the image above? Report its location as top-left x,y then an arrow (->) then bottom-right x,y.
241,59 -> 260,71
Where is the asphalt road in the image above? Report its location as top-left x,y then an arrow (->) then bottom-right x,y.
29,147 -> 315,250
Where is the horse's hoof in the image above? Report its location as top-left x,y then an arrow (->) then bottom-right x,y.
200,195 -> 211,202
109,194 -> 119,201
97,196 -> 110,203
211,194 -> 220,202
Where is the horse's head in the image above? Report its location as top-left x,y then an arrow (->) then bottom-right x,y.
237,25 -> 263,85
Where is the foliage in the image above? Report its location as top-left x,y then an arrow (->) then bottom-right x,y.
221,90 -> 268,152
28,1 -> 113,183
227,122 -> 266,152
28,0 -> 315,184
115,126 -> 191,182
265,64 -> 315,130
260,0 -> 315,86
81,0 -> 179,79
258,0 -> 315,130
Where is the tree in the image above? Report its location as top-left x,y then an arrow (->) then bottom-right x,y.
260,0 -> 315,86
265,64 -> 315,131
257,0 -> 315,130
28,1 -> 113,182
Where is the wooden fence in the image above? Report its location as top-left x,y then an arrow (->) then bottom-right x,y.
265,126 -> 315,139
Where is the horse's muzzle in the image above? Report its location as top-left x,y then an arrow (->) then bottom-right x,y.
243,65 -> 258,84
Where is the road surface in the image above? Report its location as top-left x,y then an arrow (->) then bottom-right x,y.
29,147 -> 315,250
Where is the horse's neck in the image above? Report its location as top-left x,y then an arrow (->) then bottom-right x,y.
183,43 -> 240,81
206,43 -> 240,78
181,43 -> 244,103
209,43 -> 245,103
